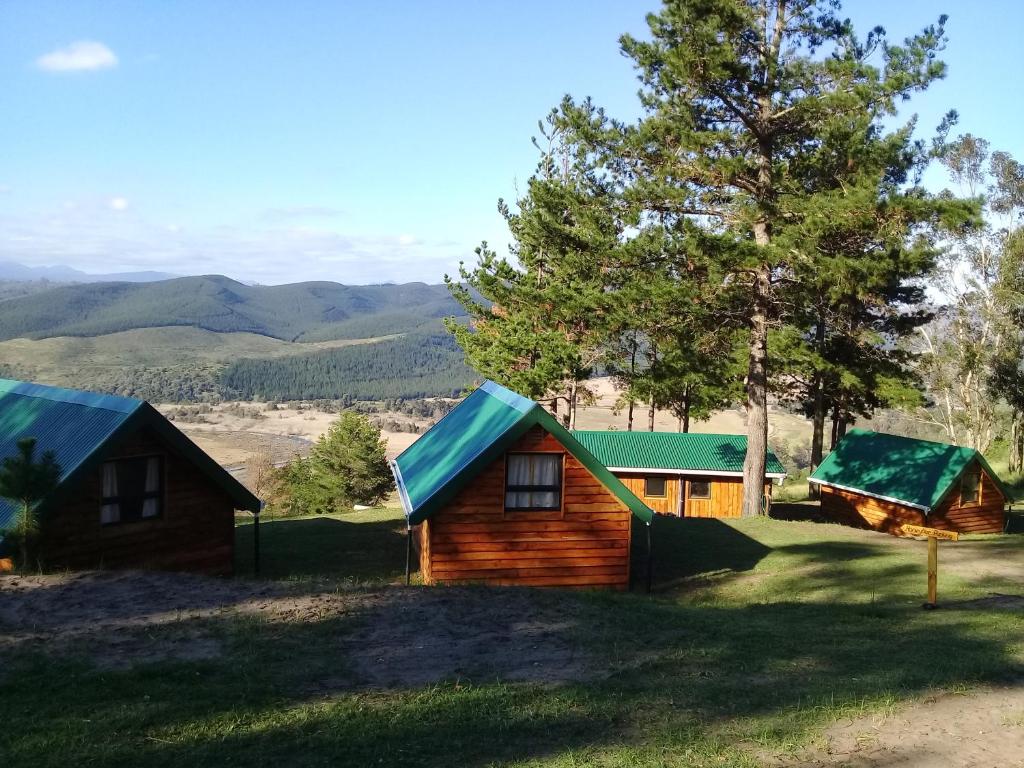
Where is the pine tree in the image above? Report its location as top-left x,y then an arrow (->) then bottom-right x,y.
561,0 -> 959,515
447,110 -> 622,427
278,413 -> 393,515
0,438 -> 61,569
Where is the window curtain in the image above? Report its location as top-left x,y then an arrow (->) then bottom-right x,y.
506,454 -> 559,508
505,454 -> 531,508
100,462 -> 120,524
142,457 -> 161,518
532,455 -> 559,508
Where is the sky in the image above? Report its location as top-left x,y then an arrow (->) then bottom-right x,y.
1,1 -> 1022,286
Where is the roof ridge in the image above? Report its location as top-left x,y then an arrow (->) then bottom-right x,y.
847,428 -> 976,454
0,378 -> 142,415
570,430 -> 747,439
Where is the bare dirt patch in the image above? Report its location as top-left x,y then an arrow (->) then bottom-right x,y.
338,587 -> 588,688
777,685 -> 1024,767
0,571 -> 591,686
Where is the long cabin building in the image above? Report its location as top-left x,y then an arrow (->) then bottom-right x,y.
391,381 -> 653,589
572,431 -> 787,518
809,429 -> 1009,535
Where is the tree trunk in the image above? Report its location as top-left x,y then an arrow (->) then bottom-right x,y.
18,500 -> 29,571
835,399 -> 849,442
648,403 -> 655,432
741,264 -> 771,518
569,382 -> 578,430
1010,411 -> 1024,473
808,382 -> 825,500
829,403 -> 840,450
627,400 -> 635,432
680,389 -> 691,433
808,319 -> 826,501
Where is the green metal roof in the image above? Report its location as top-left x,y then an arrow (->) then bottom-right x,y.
0,379 -> 260,530
808,428 -> 1009,512
392,380 -> 653,524
571,430 -> 788,477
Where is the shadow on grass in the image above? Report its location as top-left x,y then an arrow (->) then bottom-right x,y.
5,514 -> 1020,766
1006,511 -> 1024,534
769,501 -> 832,523
235,513 -> 413,583
2,582 -> 1021,768
632,515 -> 771,589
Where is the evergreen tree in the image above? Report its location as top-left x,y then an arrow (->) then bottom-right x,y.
607,245 -> 745,432
0,438 -> 61,569
560,0 -> 960,514
279,414 -> 393,515
447,111 -> 621,427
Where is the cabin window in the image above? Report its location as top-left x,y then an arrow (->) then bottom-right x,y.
505,453 -> 562,510
960,472 -> 981,506
100,456 -> 163,525
689,479 -> 711,499
645,476 -> 667,498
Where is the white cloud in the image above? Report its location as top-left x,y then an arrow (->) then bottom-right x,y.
0,206 -> 467,285
397,234 -> 417,246
108,197 -> 129,211
36,41 -> 118,73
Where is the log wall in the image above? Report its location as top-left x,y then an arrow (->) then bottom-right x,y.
421,426 -> 633,588
819,484 -> 925,534
615,473 -> 770,518
37,427 -> 237,574
617,474 -> 680,515
928,470 -> 1006,534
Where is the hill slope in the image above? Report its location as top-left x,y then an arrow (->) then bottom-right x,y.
0,275 -> 465,342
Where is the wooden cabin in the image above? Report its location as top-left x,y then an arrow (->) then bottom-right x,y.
571,431 -> 787,518
390,381 -> 653,589
0,379 -> 260,573
809,429 -> 1009,535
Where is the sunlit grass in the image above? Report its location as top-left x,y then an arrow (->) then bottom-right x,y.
2,513 -> 1021,768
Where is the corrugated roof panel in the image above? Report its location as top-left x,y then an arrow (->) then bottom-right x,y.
393,381 -> 654,524
0,380 -> 141,529
571,430 -> 787,476
394,381 -> 532,515
808,428 -> 1007,511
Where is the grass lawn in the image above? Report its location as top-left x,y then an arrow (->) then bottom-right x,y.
234,506 -> 411,584
1,508 -> 1021,767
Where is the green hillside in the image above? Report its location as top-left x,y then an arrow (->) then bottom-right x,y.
0,275 -> 464,342
222,333 -> 477,400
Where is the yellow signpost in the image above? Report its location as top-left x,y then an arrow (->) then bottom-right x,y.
899,524 -> 959,608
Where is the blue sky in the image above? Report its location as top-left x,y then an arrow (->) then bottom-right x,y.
1,1 -> 1021,285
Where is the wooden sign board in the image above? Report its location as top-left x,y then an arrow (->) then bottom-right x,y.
899,524 -> 959,541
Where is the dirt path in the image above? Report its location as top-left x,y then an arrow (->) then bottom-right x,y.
779,685 -> 1024,767
0,571 -> 590,686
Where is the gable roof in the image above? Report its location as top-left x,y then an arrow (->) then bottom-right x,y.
0,379 -> 260,530
571,430 -> 788,478
808,428 -> 1009,513
391,380 -> 653,525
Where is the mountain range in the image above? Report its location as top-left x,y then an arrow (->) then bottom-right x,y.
0,274 -> 465,342
0,273 -> 474,401
0,260 -> 177,283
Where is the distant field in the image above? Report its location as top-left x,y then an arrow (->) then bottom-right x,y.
174,376 -> 814,480
0,326 -> 397,375
0,327 -> 407,403
575,377 -> 813,446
